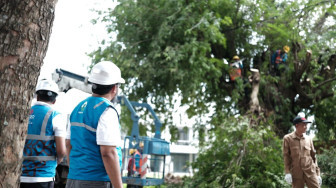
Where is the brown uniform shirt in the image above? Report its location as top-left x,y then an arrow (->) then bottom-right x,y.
283,132 -> 320,179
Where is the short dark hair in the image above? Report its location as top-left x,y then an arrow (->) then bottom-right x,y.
36,90 -> 57,103
92,83 -> 116,95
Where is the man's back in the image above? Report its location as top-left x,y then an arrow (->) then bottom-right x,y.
65,61 -> 124,188
22,103 -> 58,178
67,96 -> 122,181
21,100 -> 66,186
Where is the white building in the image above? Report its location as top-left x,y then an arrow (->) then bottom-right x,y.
165,126 -> 199,176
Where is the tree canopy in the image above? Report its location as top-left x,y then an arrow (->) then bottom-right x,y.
90,0 -> 336,140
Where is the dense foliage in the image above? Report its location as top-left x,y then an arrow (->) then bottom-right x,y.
318,147 -> 336,187
90,0 -> 336,139
168,116 -> 289,188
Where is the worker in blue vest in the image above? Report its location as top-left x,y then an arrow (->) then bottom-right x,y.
20,79 -> 67,188
271,45 -> 290,76
65,61 -> 124,188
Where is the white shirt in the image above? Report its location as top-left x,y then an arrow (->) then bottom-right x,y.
66,107 -> 121,147
21,101 -> 67,183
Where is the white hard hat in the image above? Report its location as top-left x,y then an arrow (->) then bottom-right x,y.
35,79 -> 59,94
88,61 -> 125,85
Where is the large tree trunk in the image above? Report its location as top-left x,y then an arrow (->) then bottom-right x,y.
0,0 -> 57,187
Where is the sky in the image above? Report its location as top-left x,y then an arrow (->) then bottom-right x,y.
39,0 -> 116,80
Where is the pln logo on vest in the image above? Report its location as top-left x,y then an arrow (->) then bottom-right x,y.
79,102 -> 87,114
28,109 -> 35,125
29,109 -> 35,119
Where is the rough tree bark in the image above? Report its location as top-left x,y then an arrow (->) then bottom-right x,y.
0,0 -> 57,187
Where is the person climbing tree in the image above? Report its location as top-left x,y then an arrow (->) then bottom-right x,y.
271,45 -> 290,76
229,55 -> 244,82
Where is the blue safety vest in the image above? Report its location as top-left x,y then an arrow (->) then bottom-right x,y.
22,104 -> 59,178
68,96 -> 122,181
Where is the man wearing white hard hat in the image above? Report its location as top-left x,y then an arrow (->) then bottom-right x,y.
20,79 -> 67,188
66,61 -> 124,188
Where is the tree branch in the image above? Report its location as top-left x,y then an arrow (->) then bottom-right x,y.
315,77 -> 336,89
319,92 -> 334,101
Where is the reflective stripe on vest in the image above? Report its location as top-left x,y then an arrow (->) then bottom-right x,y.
23,108 -> 56,161
26,134 -> 55,141
71,122 -> 97,132
93,101 -> 105,109
24,156 -> 56,161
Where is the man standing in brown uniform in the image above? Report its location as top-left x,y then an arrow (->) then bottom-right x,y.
283,115 -> 322,188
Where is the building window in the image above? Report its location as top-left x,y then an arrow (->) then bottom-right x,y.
171,154 -> 189,173
178,128 -> 189,141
